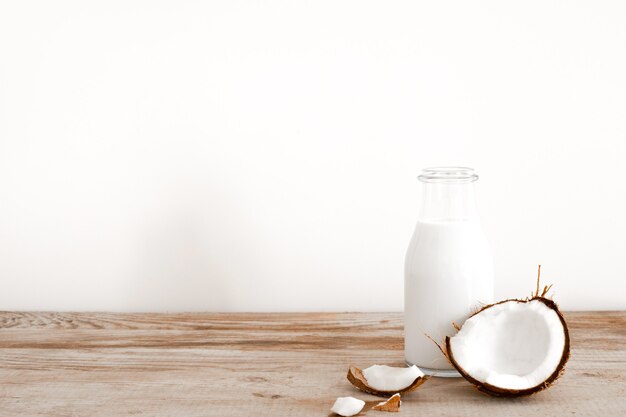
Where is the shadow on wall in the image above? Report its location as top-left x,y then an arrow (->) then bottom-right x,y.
128,185 -> 259,311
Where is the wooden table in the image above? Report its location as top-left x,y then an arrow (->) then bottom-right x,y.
0,311 -> 624,416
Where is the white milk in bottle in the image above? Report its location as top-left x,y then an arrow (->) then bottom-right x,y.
404,167 -> 493,376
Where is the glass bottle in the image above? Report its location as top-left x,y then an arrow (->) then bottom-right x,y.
404,167 -> 493,376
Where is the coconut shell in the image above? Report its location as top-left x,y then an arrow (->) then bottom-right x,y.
445,296 -> 570,397
346,365 -> 429,397
372,393 -> 401,412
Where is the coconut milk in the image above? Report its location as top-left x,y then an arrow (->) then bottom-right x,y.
404,219 -> 493,373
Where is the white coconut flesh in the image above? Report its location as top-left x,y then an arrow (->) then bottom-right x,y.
449,299 -> 566,391
361,364 -> 424,391
331,397 -> 365,417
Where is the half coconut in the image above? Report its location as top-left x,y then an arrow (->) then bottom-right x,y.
445,268 -> 570,397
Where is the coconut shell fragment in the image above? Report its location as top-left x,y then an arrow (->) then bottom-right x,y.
372,393 -> 401,412
347,365 -> 429,397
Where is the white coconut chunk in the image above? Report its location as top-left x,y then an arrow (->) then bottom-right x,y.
361,365 -> 424,392
331,397 -> 365,416
449,299 -> 567,391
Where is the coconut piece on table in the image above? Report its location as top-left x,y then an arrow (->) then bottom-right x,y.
330,397 -> 365,416
446,296 -> 570,397
347,364 -> 429,397
372,393 -> 401,412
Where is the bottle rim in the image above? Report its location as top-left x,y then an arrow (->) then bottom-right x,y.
418,167 -> 479,183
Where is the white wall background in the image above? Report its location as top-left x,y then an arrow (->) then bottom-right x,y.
1,1 -> 625,311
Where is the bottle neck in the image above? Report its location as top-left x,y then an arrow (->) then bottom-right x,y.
418,181 -> 479,222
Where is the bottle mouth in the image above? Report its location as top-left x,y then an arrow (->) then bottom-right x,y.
418,167 -> 479,183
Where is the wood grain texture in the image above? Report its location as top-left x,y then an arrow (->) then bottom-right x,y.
0,311 -> 624,416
